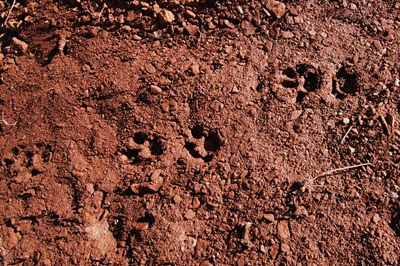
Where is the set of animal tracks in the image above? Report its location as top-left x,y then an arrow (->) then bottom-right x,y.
272,63 -> 359,104
119,125 -> 224,166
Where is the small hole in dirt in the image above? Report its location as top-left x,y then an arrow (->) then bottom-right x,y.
4,158 -> 14,167
133,132 -> 146,144
204,154 -> 213,162
256,82 -> 265,92
25,151 -> 33,158
42,151 -> 51,162
150,137 -> 163,156
35,143 -> 43,148
12,147 -> 19,155
31,169 -> 39,176
341,75 -> 358,93
137,212 -> 155,228
293,125 -> 300,133
304,72 -> 320,92
383,30 -> 389,37
336,65 -> 359,94
296,64 -> 308,75
296,91 -> 307,103
184,142 -> 202,158
283,67 -> 297,78
296,64 -> 321,92
191,125 -> 204,139
397,103 -> 400,114
123,149 -> 139,160
290,181 -> 303,192
281,79 -> 299,88
177,158 -> 186,165
204,132 -> 222,152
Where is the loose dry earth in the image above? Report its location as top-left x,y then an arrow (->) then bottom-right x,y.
1,0 -> 400,265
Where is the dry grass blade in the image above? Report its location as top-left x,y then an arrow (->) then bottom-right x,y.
315,162 -> 371,179
98,3 -> 106,23
340,125 -> 353,145
1,0 -> 17,28
0,119 -> 17,126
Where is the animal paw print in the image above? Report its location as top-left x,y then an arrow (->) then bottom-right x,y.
332,64 -> 360,99
119,132 -> 164,164
1,143 -> 53,183
271,64 -> 321,104
184,125 -> 224,162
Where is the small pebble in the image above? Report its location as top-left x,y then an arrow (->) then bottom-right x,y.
150,85 -> 162,94
386,113 -> 394,127
130,169 -> 164,194
277,220 -> 290,239
133,34 -> 142,41
193,197 -> 201,209
353,54 -> 359,64
199,260 -> 213,266
169,99 -> 178,111
185,10 -> 196,18
189,63 -> 200,75
86,183 -> 95,194
161,102 -> 170,112
294,16 -> 304,24
372,213 -> 380,224
270,244 -> 280,260
250,108 -> 257,117
11,37 -> 28,54
121,25 -> 132,32
210,100 -> 223,111
263,213 -> 275,223
184,210 -> 196,220
396,176 -> 400,186
260,244 -> 267,253
281,31 -> 294,39
117,14 -> 124,24
349,3 -> 357,10
293,206 -> 308,217
281,243 -> 290,253
373,40 -> 383,52
265,41 -> 273,51
348,146 -> 355,154
145,63 -> 156,74
82,64 -> 91,72
269,1 -> 286,19
173,195 -> 182,204
159,9 -> 175,25
231,86 -> 239,94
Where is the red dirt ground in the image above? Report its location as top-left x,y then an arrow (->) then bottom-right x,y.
1,0 -> 400,265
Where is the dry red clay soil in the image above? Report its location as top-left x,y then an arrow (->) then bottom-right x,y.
1,0 -> 400,265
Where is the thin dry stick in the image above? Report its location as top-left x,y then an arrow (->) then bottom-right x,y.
340,125 -> 353,145
315,162 -> 371,179
0,119 -> 17,126
98,3 -> 106,23
2,0 -> 16,28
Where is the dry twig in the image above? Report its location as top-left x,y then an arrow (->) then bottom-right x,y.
340,125 -> 353,145
2,0 -> 17,28
314,162 -> 371,179
0,119 -> 17,126
293,162 -> 372,194
98,3 -> 106,23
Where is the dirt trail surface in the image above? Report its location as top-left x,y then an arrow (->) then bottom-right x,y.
1,0 -> 400,265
